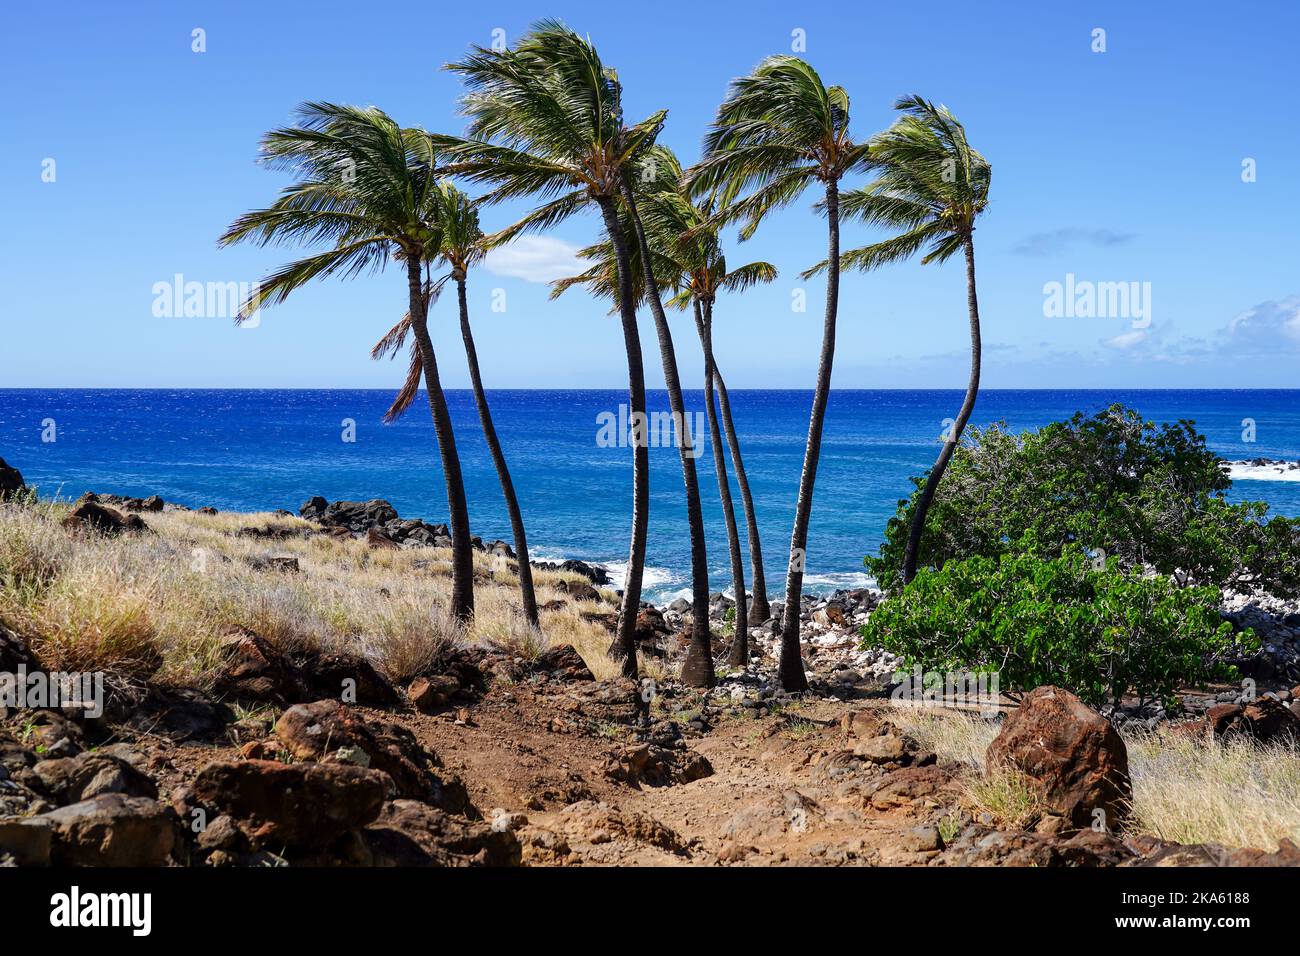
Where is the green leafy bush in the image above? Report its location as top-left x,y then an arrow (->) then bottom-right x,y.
862,548 -> 1253,709
868,404 -> 1300,595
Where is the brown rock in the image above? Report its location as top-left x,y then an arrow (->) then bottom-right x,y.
1209,697 -> 1300,744
0,624 -> 39,673
408,674 -> 460,713
274,699 -> 466,809
987,685 -> 1130,828
867,764 -> 956,810
301,652 -> 399,706
30,752 -> 158,805
361,800 -> 520,867
1138,837 -> 1300,867
188,758 -> 389,848
853,730 -> 911,765
40,794 -> 176,866
0,817 -> 54,865
366,527 -> 399,549
61,498 -> 147,536
1206,703 -> 1243,736
603,743 -> 714,787
534,644 -> 594,682
213,631 -> 310,704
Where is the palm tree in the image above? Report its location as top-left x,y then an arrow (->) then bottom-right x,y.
553,147 -> 778,667
688,57 -> 869,691
616,167 -> 716,687
219,102 -> 475,621
815,95 -> 990,585
438,21 -> 665,678
372,182 -> 540,627
629,149 -> 778,665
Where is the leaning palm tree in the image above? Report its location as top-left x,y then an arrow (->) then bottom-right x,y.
553,148 -> 777,668
688,57 -> 869,691
219,103 -> 475,621
437,21 -> 666,678
626,147 -> 778,665
812,95 -> 990,585
373,182 -> 540,627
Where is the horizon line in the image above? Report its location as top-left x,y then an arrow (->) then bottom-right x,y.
3,386 -> 1298,393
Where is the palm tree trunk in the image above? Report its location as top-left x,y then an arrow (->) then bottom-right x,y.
694,299 -> 748,665
406,256 -> 474,621
901,235 -> 982,584
597,196 -> 648,679
710,335 -> 770,622
620,180 -> 714,688
454,273 -> 539,628
778,179 -> 842,692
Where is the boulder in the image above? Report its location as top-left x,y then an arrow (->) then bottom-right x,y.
534,644 -> 594,682
0,624 -> 39,673
120,686 -> 234,742
556,579 -> 600,603
187,758 -> 389,848
361,800 -> 520,867
635,607 -> 669,642
40,794 -> 176,866
212,632 -> 310,704
0,817 -> 54,865
30,752 -> 158,805
987,685 -> 1130,829
0,458 -> 26,500
301,652 -> 400,707
61,498 -> 147,536
533,559 -> 609,585
273,699 -> 465,809
603,743 -> 713,787
1206,697 -> 1300,744
408,675 -> 460,714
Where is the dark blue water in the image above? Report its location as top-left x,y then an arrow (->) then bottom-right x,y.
2,389 -> 1298,602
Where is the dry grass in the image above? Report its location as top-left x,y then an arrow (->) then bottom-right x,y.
0,500 -> 624,687
888,702 -> 1300,850
1125,730 -> 1300,851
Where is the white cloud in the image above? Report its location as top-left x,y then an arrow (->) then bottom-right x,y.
483,236 -> 583,284
1223,295 -> 1300,352
1101,329 -> 1149,350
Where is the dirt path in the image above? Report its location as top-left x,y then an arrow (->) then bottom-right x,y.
413,684 -> 963,866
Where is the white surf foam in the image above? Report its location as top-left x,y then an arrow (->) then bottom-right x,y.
1226,462 -> 1300,483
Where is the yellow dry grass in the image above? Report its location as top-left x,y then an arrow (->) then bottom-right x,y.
0,500 -> 625,686
889,703 -> 1300,850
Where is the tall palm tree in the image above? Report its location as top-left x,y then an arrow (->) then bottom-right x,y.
630,149 -> 778,665
219,102 -> 475,621
689,57 -> 869,691
553,147 -> 778,667
373,182 -> 540,627
616,169 -> 715,687
438,21 -> 665,677
814,95 -> 990,585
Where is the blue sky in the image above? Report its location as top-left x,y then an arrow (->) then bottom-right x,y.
3,0 -> 1298,388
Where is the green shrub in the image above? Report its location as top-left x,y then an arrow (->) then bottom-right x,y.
862,548 -> 1253,709
868,404 -> 1300,595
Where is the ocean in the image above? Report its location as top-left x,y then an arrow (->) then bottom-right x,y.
2,389 -> 1298,604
